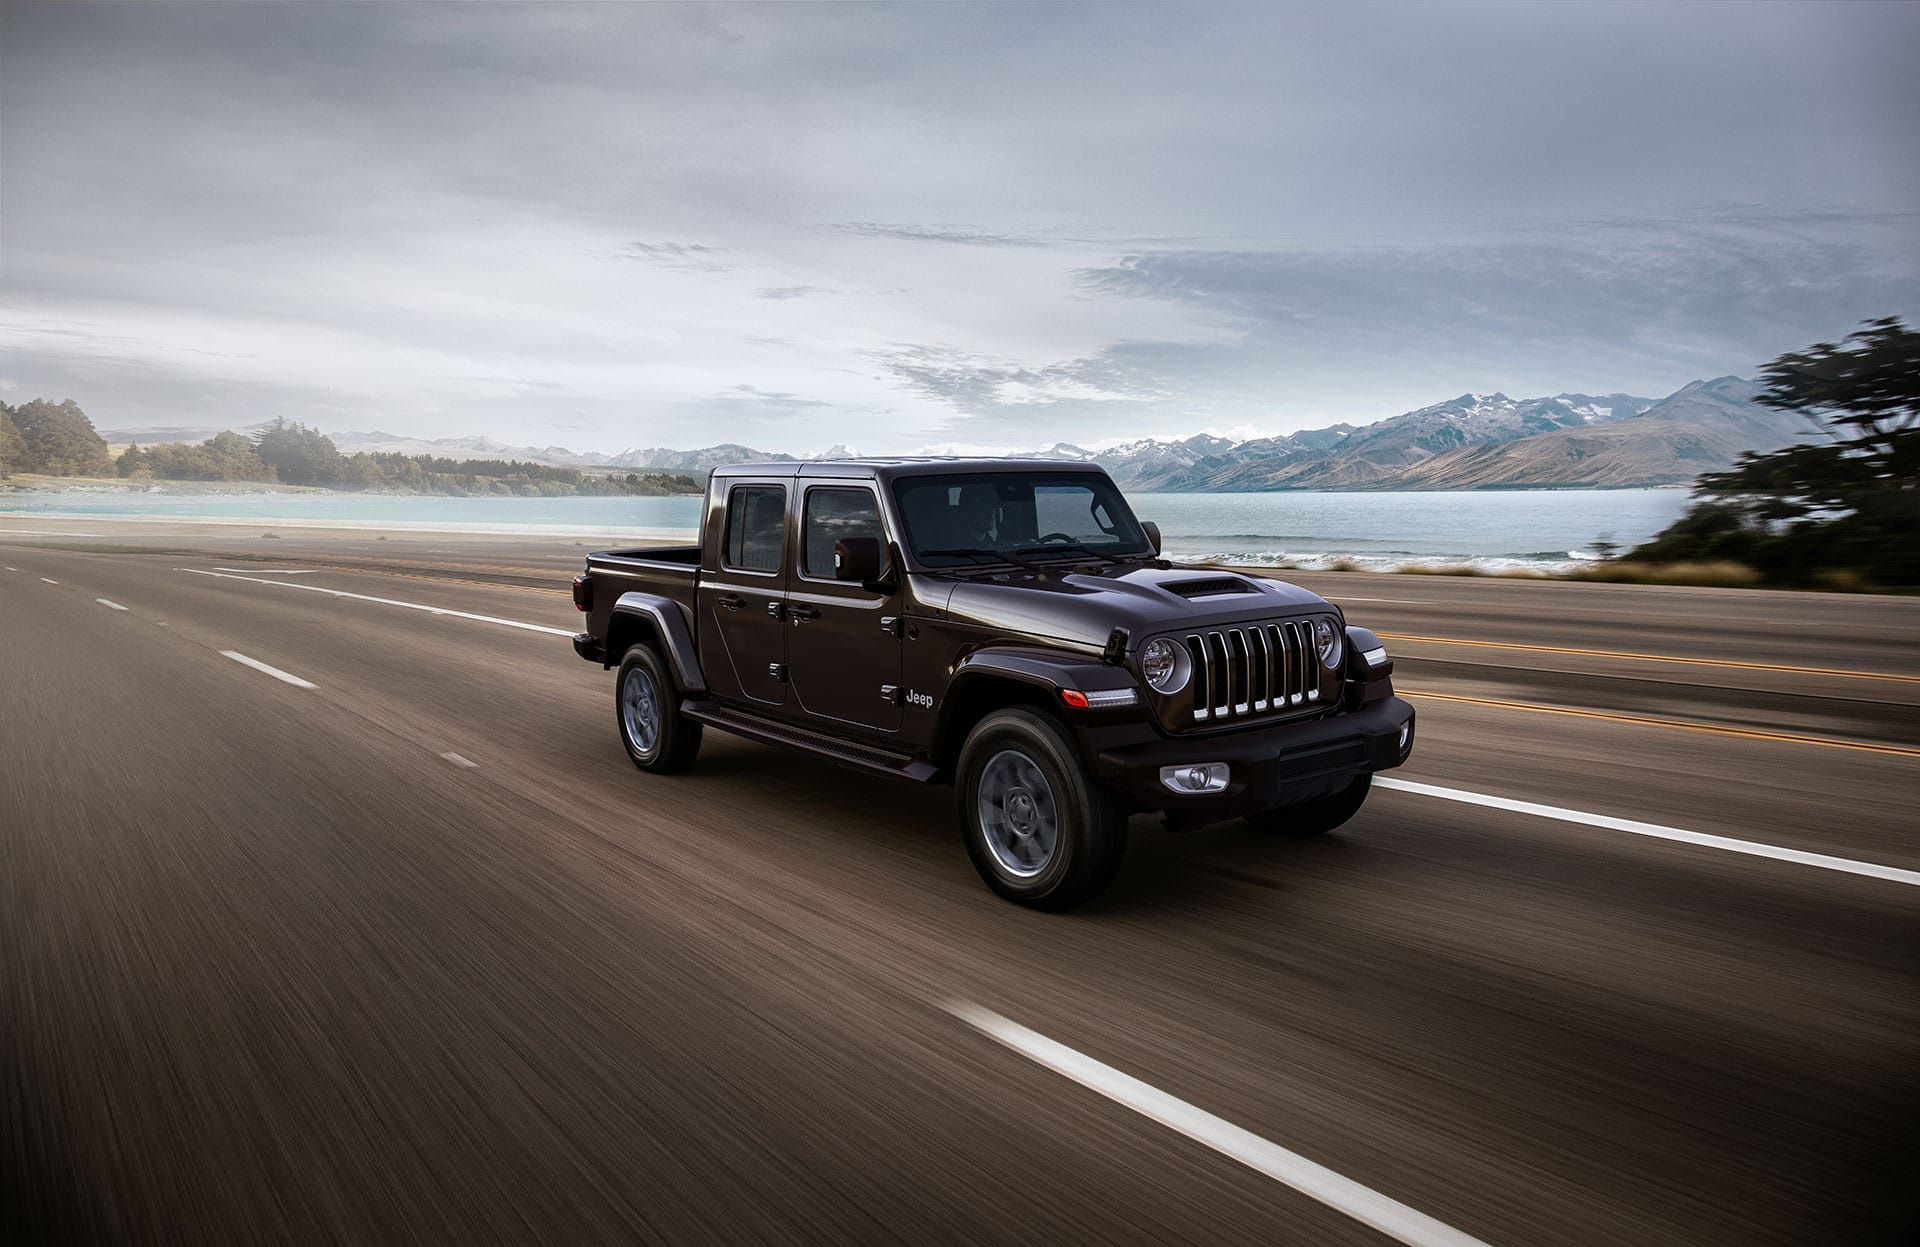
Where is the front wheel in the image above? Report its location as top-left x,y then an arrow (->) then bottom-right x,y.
1246,774 -> 1370,837
957,709 -> 1127,909
616,645 -> 702,773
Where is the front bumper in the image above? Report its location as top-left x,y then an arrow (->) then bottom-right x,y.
1088,695 -> 1414,824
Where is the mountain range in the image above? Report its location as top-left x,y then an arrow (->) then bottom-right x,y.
99,376 -> 1810,492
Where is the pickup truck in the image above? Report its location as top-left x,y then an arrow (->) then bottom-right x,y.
572,458 -> 1414,908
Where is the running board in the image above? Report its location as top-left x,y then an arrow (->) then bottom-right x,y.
682,701 -> 939,782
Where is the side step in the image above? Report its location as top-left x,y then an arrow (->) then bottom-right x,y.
682,701 -> 939,783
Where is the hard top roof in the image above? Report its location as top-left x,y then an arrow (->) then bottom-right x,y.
710,456 -> 1112,482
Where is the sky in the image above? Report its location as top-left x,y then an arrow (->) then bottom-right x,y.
3,2 -> 1917,456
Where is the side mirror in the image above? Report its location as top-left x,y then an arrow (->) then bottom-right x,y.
834,537 -> 882,586
1141,521 -> 1162,556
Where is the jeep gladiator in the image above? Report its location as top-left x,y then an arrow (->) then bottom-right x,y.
572,459 -> 1414,908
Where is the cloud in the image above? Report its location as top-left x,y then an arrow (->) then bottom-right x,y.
616,242 -> 731,272
831,223 -> 1042,247
757,285 -> 817,300
726,384 -> 830,415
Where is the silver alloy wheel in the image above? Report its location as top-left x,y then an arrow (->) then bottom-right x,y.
976,748 -> 1060,878
621,665 -> 661,754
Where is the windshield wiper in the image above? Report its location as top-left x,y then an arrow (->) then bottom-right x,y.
918,546 -> 1049,574
1014,541 -> 1127,567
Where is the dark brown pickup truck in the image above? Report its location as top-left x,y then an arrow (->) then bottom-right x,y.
572,458 -> 1413,908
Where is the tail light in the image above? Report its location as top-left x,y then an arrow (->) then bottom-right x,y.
571,573 -> 592,612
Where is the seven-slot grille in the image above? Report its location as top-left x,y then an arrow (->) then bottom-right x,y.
1185,621 -> 1326,722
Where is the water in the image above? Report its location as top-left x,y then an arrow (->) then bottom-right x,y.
1133,490 -> 1692,572
2,487 -> 1690,572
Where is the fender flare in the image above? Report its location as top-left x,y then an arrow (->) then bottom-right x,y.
933,646 -> 1134,750
610,591 -> 708,694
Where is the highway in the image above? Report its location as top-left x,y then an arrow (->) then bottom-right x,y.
3,520 -> 1917,1246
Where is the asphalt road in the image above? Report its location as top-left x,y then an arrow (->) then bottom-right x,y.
3,525 -> 1916,1246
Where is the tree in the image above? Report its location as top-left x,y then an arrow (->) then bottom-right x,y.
0,405 -> 23,475
252,417 -> 345,486
8,398 -> 114,476
1633,318 -> 1919,587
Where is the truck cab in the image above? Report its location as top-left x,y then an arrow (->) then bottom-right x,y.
572,458 -> 1414,909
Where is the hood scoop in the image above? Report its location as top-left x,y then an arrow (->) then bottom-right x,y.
1163,576 -> 1257,599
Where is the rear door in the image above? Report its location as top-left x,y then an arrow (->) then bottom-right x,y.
698,480 -> 790,707
785,483 -> 903,735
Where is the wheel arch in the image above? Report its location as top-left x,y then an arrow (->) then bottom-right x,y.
931,648 -> 1123,775
607,592 -> 707,694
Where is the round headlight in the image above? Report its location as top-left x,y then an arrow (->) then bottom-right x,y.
1313,616 -> 1343,667
1141,637 -> 1190,694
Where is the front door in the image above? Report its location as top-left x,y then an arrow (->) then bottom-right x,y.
699,481 -> 790,707
785,484 -> 904,735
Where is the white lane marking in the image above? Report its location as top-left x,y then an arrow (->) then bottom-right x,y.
213,567 -> 320,574
220,650 -> 319,689
1331,596 -> 1421,604
178,568 -> 574,637
440,752 -> 478,768
39,577 -> 59,584
95,598 -> 129,611
4,566 -> 17,571
1375,777 -> 1920,888
949,1004 -> 1489,1247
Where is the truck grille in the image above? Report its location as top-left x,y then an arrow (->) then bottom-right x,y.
1186,621 -> 1328,722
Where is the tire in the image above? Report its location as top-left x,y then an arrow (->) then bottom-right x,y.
1247,774 -> 1370,837
957,708 -> 1128,910
615,644 -> 702,773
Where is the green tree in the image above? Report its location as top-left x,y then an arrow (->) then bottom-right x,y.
253,417 -> 345,486
117,441 -> 150,478
9,398 -> 114,476
0,404 -> 24,475
1633,317 -> 1919,587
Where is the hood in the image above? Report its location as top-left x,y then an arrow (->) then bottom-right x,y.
927,563 -> 1335,653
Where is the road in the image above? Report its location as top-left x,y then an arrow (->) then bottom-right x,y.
3,522 -> 1916,1246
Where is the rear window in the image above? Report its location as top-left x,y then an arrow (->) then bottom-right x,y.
724,485 -> 787,572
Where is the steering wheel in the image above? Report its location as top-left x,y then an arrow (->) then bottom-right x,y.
1036,532 -> 1076,544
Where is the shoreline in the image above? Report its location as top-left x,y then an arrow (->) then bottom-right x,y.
2,512 -> 1905,596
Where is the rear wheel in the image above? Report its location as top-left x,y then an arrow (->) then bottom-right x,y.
957,709 -> 1127,909
616,644 -> 702,773
1247,774 -> 1370,837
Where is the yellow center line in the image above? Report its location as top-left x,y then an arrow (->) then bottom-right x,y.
1401,689 -> 1920,757
1380,632 -> 1920,684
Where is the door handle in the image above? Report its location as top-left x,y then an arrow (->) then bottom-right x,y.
717,593 -> 745,612
789,605 -> 820,623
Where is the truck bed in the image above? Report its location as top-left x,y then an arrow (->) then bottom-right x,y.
580,546 -> 701,653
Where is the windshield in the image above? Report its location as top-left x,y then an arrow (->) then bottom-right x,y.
892,472 -> 1153,568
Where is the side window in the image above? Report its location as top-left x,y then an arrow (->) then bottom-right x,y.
725,485 -> 787,572
803,488 -> 883,578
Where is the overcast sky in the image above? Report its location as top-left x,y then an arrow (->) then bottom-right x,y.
3,2 -> 1916,455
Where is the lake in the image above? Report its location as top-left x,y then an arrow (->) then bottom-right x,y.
1,487 -> 1693,572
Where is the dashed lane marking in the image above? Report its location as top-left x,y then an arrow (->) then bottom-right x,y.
440,752 -> 478,768
96,599 -> 129,611
220,650 -> 319,689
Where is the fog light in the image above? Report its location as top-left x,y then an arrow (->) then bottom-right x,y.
1159,762 -> 1229,794
1398,721 -> 1413,754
